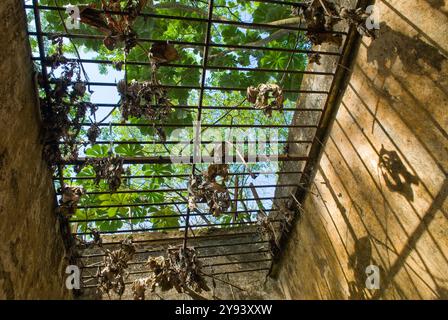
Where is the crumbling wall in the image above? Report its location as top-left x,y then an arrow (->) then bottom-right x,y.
276,0 -> 448,299
0,0 -> 71,299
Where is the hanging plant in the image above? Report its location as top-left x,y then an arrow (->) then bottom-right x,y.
188,164 -> 231,216
339,7 -> 377,39
96,237 -> 136,298
75,155 -> 125,192
79,0 -> 147,53
56,184 -> 85,216
39,36 -> 97,167
87,123 -> 101,144
117,41 -> 179,141
246,83 -> 284,117
132,246 -> 209,299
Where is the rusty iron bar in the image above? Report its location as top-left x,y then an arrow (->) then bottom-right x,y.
83,103 -> 324,112
55,170 -> 303,180
58,183 -> 300,196
28,32 -> 341,56
81,267 -> 271,288
58,140 -> 312,145
31,56 -> 335,76
51,79 -> 328,94
79,122 -> 318,129
56,170 -> 303,180
58,155 -> 308,165
70,209 -> 276,223
80,232 -> 268,259
25,4 -> 347,35
75,196 -> 290,209
80,242 -> 269,262
74,219 -> 278,236
81,259 -> 272,280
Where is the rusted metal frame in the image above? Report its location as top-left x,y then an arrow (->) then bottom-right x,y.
25,4 -> 347,35
59,183 -> 300,196
58,155 -> 308,165
269,23 -> 366,277
81,267 -> 270,288
74,219 -> 280,236
70,209 -> 275,223
57,140 -> 312,145
81,250 -> 271,269
55,170 -> 304,181
53,80 -> 328,94
79,122 -> 318,129
81,258 -> 272,280
75,196 -> 290,209
31,56 -> 335,76
79,239 -> 267,259
83,103 -> 324,112
182,0 -> 215,250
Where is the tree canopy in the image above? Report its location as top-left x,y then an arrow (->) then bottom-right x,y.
28,0 -> 310,235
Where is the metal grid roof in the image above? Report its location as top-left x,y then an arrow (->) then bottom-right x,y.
24,0 -> 351,292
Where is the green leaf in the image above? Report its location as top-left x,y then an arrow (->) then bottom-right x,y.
150,207 -> 180,229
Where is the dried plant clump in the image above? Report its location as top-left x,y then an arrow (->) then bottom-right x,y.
87,123 -> 101,144
76,228 -> 103,249
246,83 -> 284,117
117,55 -> 173,141
188,164 -> 231,216
96,237 -> 136,298
292,1 -> 377,46
39,37 -> 96,166
79,0 -> 147,53
149,41 -> 180,64
75,155 -> 124,192
257,201 -> 297,256
57,184 -> 85,216
117,79 -> 173,123
339,7 -> 377,39
293,0 -> 342,46
131,277 -> 148,300
132,247 -> 209,299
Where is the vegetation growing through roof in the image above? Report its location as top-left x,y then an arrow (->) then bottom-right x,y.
29,0 -> 313,235
31,0 -> 377,235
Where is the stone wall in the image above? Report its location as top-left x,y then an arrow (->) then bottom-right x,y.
275,0 -> 448,300
0,0 -> 71,299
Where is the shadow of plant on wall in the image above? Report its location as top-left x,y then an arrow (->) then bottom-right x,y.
366,22 -> 447,76
378,145 -> 419,202
426,0 -> 448,14
347,236 -> 379,300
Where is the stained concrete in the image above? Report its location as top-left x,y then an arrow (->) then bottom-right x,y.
0,0 -> 71,299
275,0 -> 448,300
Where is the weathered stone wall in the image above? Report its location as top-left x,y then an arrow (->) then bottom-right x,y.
276,0 -> 448,300
0,0 -> 71,299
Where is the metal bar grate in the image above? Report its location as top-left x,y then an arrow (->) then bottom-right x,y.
25,0 -> 350,290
